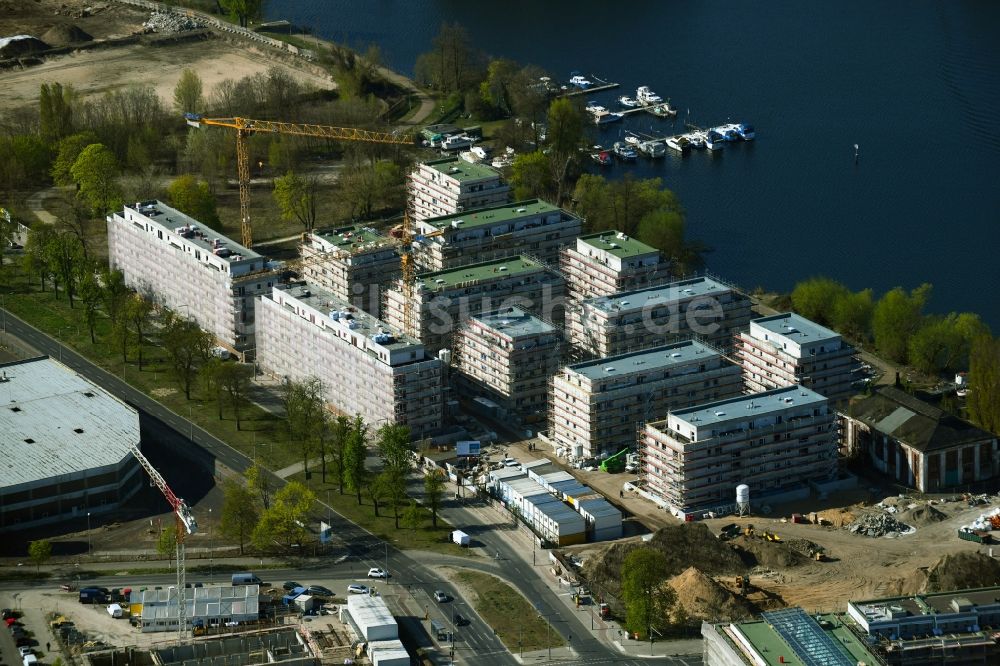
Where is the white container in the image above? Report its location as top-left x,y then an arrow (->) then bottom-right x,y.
736,484 -> 750,504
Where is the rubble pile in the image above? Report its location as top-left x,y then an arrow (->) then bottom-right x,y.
847,512 -> 911,537
143,12 -> 202,34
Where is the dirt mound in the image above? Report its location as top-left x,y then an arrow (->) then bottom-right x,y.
668,567 -> 755,622
0,35 -> 49,58
41,24 -> 93,45
815,507 -> 855,527
582,524 -> 744,599
888,552 -> 1000,596
900,505 -> 947,526
732,535 -> 810,569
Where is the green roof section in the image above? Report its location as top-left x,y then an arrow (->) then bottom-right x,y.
417,256 -> 544,291
578,231 -> 659,259
422,157 -> 501,183
312,224 -> 391,251
723,612 -> 880,666
422,199 -> 570,230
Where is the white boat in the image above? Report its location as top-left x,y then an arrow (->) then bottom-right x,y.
624,132 -> 641,147
618,96 -> 639,108
636,85 -> 663,105
704,130 -> 725,151
665,136 -> 691,154
684,132 -> 706,149
639,140 -> 666,158
569,75 -> 593,89
591,110 -> 624,125
714,124 -> 741,141
736,123 -> 755,140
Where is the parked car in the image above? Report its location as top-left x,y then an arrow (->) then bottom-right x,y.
367,568 -> 388,579
433,590 -> 449,603
307,585 -> 334,597
18,647 -> 32,658
453,613 -> 469,626
282,582 -> 302,592
347,584 -> 369,595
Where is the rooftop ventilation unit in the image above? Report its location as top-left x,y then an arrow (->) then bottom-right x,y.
714,411 -> 726,417
499,266 -> 508,271
604,367 -> 615,372
516,208 -> 527,213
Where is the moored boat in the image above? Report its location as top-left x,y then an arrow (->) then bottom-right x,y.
665,136 -> 691,155
648,102 -> 678,118
736,123 -> 755,140
591,150 -> 613,166
704,130 -> 725,151
569,74 -> 593,89
684,132 -> 706,149
636,85 -> 663,105
590,108 -> 624,125
639,140 -> 666,158
618,96 -> 639,108
612,141 -> 637,161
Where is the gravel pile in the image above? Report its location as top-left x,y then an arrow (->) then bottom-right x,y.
143,12 -> 202,34
847,512 -> 911,537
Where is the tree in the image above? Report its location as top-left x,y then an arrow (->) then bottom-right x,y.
78,267 -> 103,343
201,357 -> 227,420
338,159 -> 404,221
157,525 -> 178,566
831,288 -> 875,340
251,481 -> 315,551
872,284 -> 932,363
366,472 -> 386,518
0,135 -> 50,195
167,175 -> 221,230
283,377 -> 325,476
968,334 -> 1000,434
424,470 -> 445,528
220,0 -> 262,28
51,132 -> 100,186
22,226 -> 57,291
162,310 -> 215,399
101,268 -> 131,332
273,171 -> 318,232
39,82 -> 75,142
44,231 -> 85,308
620,548 -> 675,639
791,277 -> 850,326
220,363 -> 253,429
0,209 -> 15,265
510,151 -> 552,201
245,461 -> 273,510
479,58 -> 520,117
344,415 -> 369,505
545,97 -> 585,203
220,478 -> 259,555
125,292 -> 155,370
402,500 -> 423,530
376,424 -> 412,529
70,143 -> 122,215
329,415 -> 351,491
908,314 -> 980,375
413,23 -> 482,93
28,539 -> 52,573
173,69 -> 204,115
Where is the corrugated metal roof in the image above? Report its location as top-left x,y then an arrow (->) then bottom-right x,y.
137,584 -> 259,620
0,358 -> 139,488
346,594 -> 397,635
578,497 -> 623,520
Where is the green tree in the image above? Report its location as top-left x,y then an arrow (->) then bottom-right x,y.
376,423 -> 412,529
51,132 -> 100,186
413,23 -> 482,93
162,310 -> 215,399
831,288 -> 875,340
70,143 -> 122,215
78,267 -> 103,343
220,362 -> 253,430
220,478 -> 259,555
545,97 -> 585,203
220,0 -> 262,28
424,470 -> 445,528
173,68 -> 204,115
620,548 -> 676,639
44,231 -> 85,308
125,292 -> 155,370
510,151 -> 552,200
479,58 -> 520,116
367,472 -> 386,518
0,135 -> 50,194
39,82 -> 75,142
573,174 -> 676,237
166,175 -> 221,230
635,208 -> 704,276
344,415 -> 369,505
251,481 -> 315,551
872,284 -> 932,363
28,539 -> 53,573
245,461 -> 273,510
968,334 -> 1000,434
157,525 -> 178,566
329,415 -> 351,492
201,356 -> 227,420
791,277 -> 850,326
272,171 -> 318,232
23,226 -> 57,291
338,159 -> 404,221
0,209 -> 15,265
908,314 -> 972,375
402,500 -> 423,530
283,377 -> 325,476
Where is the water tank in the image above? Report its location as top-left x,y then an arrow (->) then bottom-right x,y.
438,348 -> 452,365
736,484 -> 750,504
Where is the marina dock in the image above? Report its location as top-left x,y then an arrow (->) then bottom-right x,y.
561,76 -> 620,97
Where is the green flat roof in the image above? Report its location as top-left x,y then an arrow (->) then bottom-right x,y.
729,613 -> 878,666
417,256 -> 543,291
313,224 -> 390,251
423,199 -> 566,230
422,157 -> 500,183
578,231 -> 658,258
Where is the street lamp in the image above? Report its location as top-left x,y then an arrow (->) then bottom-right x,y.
208,508 -> 213,580
87,512 -> 92,554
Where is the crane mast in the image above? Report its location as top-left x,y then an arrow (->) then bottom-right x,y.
130,444 -> 197,642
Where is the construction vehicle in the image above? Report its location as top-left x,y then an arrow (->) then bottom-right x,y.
744,524 -> 755,537
129,443 -> 197,641
599,602 -> 611,620
599,448 -> 630,473
735,575 -> 751,596
184,114 -> 415,250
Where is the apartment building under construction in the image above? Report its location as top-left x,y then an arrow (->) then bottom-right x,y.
453,307 -> 562,425
382,256 -> 566,355
411,199 -> 582,271
106,201 -> 273,358
560,231 -> 672,302
548,340 -> 742,460
299,224 -> 400,319
642,385 -> 838,518
408,157 -> 510,222
567,276 -> 753,358
256,281 -> 443,438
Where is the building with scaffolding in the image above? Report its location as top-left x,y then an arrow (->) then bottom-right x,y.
641,385 -> 838,519
256,282 -> 443,438
299,225 -> 400,320
411,199 -> 582,271
408,157 -> 510,222
548,340 -> 742,460
567,276 -> 752,358
383,256 -> 566,356
560,231 -> 671,302
106,201 -> 274,358
452,307 -> 562,425
736,313 -> 859,402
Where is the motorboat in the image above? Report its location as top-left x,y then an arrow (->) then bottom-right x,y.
639,140 -> 666,158
636,85 -> 663,105
647,101 -> 678,118
618,96 -> 639,108
612,141 -> 637,161
590,109 -> 624,125
665,136 -> 691,155
714,124 -> 741,141
736,123 -> 755,140
590,150 -> 613,166
684,132 -> 706,149
624,132 -> 642,147
569,74 -> 593,89
703,130 -> 725,151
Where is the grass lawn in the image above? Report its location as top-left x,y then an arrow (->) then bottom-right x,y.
453,570 -> 564,652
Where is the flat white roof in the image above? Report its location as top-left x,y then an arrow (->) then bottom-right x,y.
584,276 -> 734,314
751,313 -> 841,346
568,340 -> 720,380
346,594 -> 398,634
671,385 -> 828,429
0,357 -> 139,489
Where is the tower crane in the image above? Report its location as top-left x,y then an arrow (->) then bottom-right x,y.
129,444 -> 197,642
184,114 -> 415,249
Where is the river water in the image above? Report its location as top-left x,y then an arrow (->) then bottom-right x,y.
267,0 -> 1000,327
